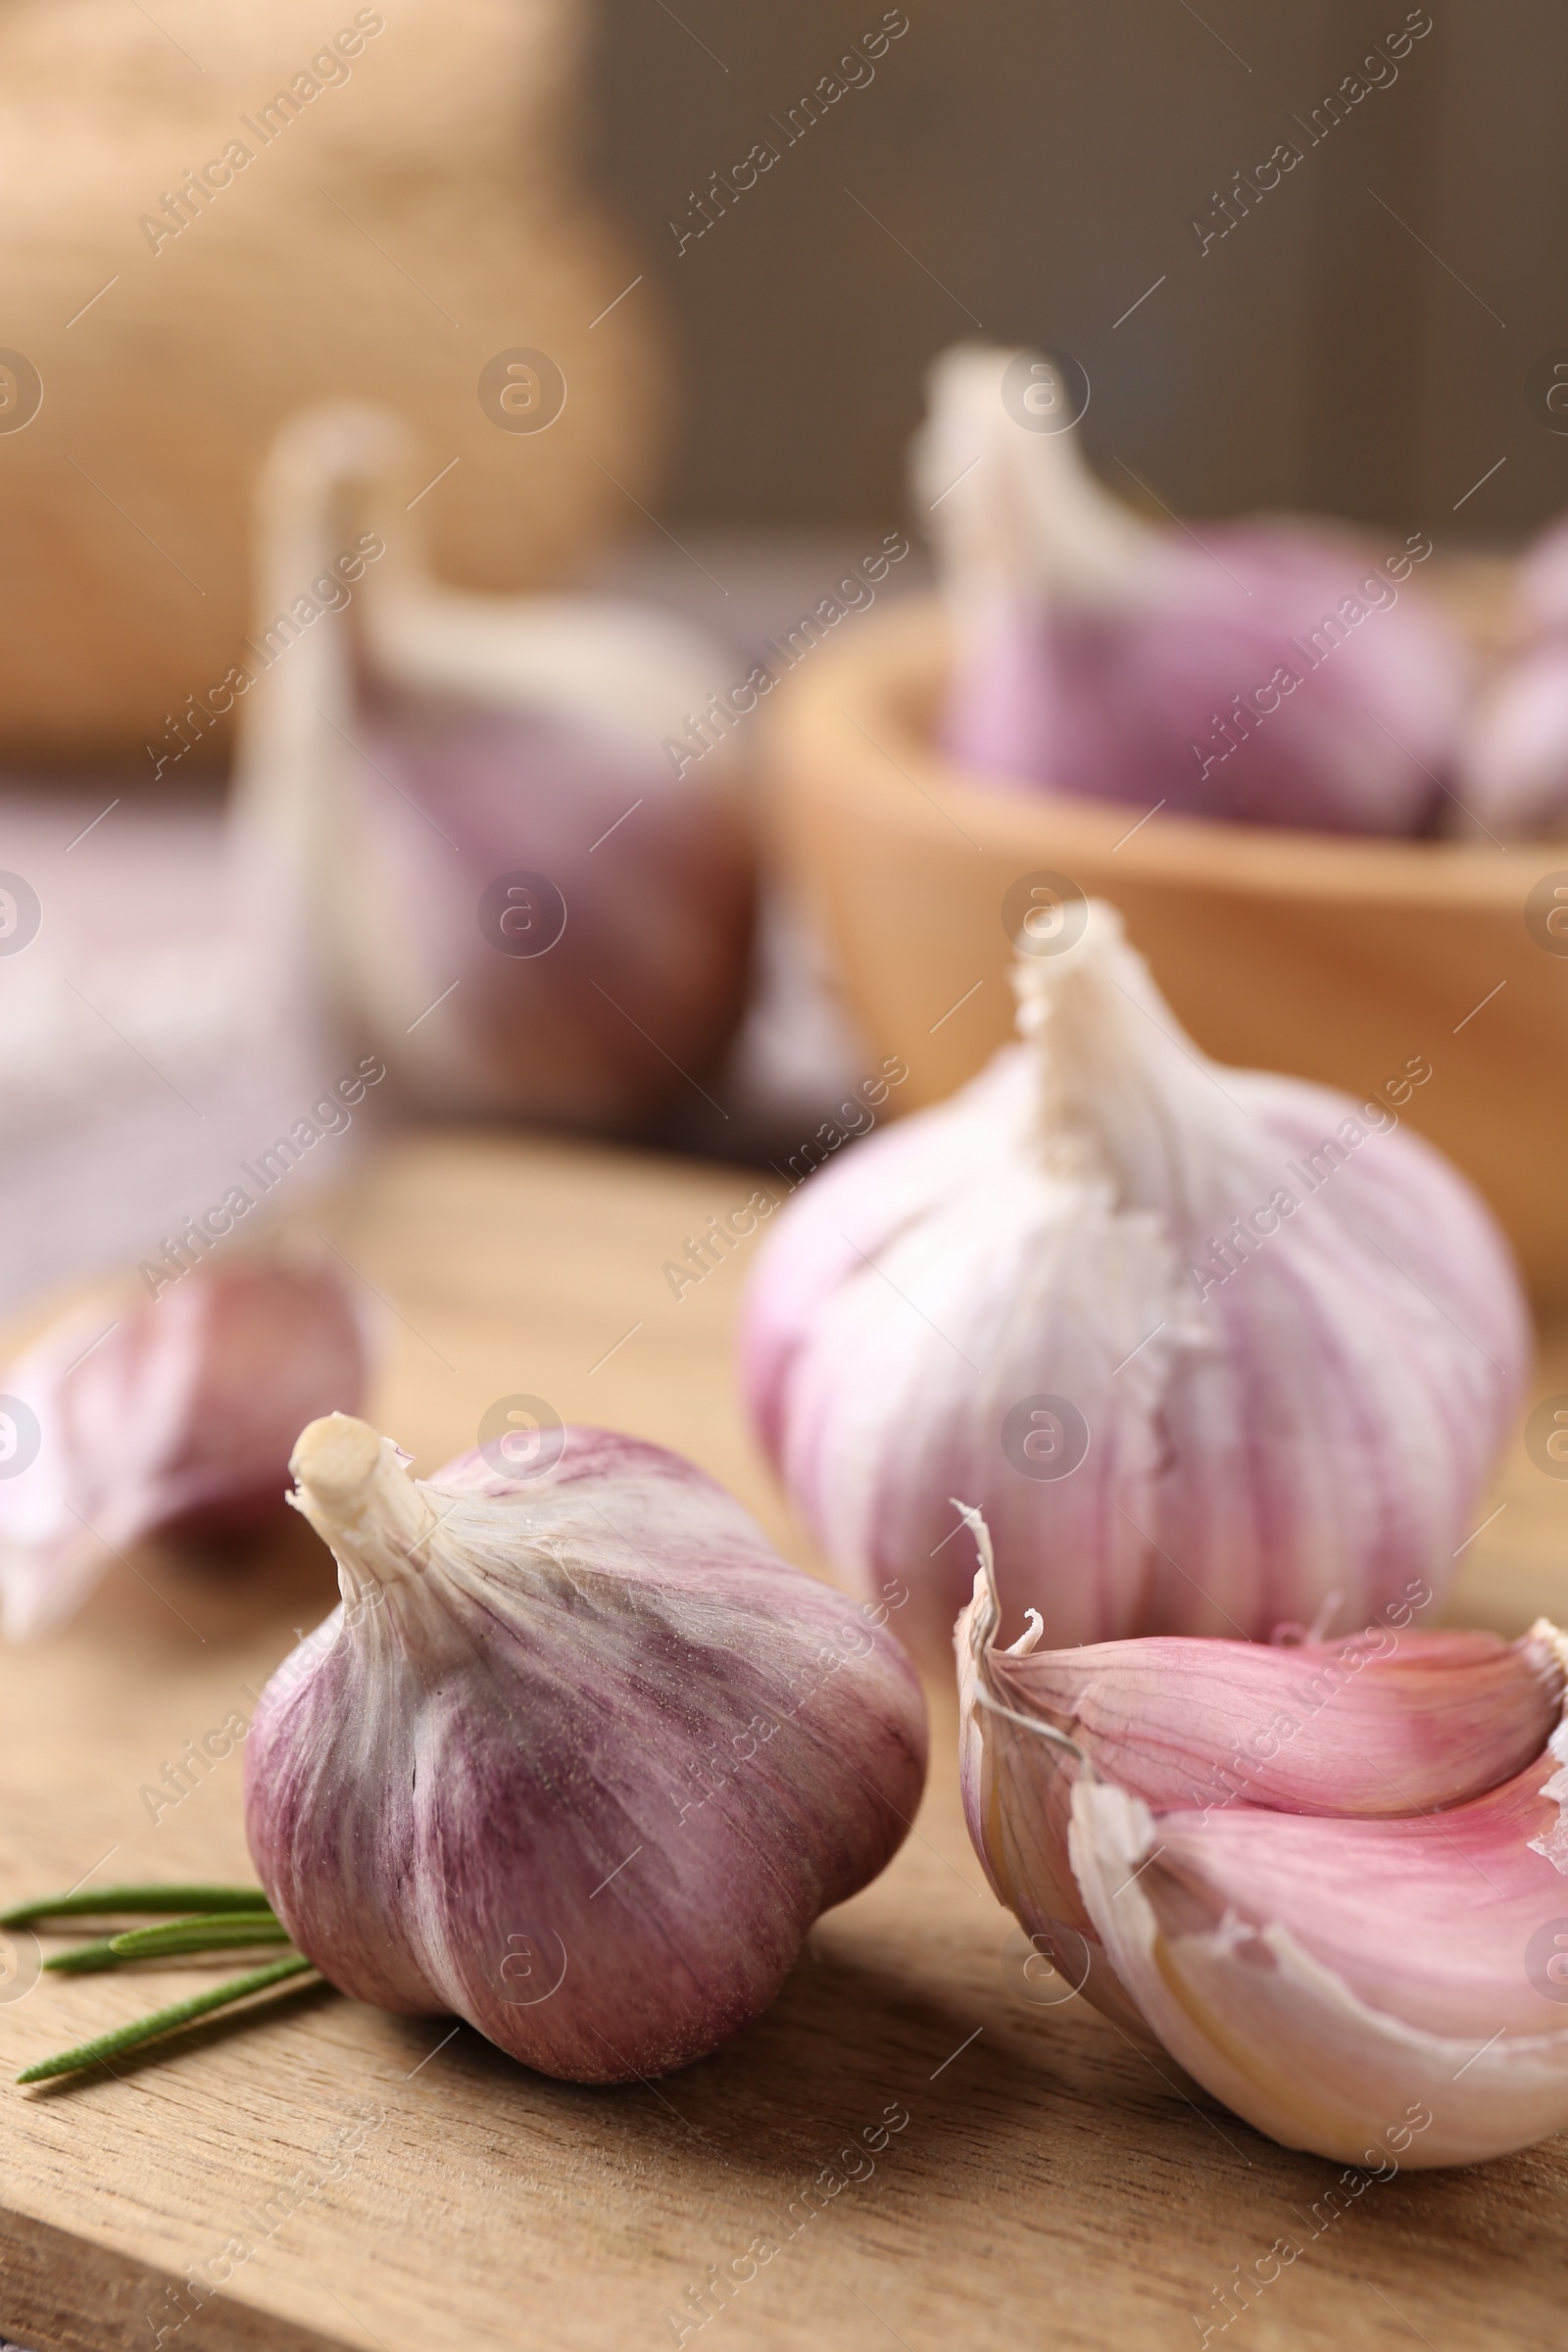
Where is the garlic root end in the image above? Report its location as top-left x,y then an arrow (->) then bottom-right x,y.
291,1413 -> 383,1503
288,1413 -> 439,1582
1527,1617 -> 1568,1684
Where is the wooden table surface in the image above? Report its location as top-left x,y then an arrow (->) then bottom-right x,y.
2,1129 -> 1567,2352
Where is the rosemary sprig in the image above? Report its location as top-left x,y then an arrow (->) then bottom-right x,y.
0,1884 -> 272,1928
108,1914 -> 289,1961
46,1912 -> 287,1975
8,1882 -> 325,2085
17,1955 -> 318,2084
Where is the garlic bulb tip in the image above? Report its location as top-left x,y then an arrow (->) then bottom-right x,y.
290,1412 -> 384,1504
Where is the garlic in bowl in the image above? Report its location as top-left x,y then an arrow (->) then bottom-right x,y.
915,343 -> 1470,834
761,590 -> 1568,1300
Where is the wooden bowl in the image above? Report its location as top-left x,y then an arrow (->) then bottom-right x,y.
764,593 -> 1568,1301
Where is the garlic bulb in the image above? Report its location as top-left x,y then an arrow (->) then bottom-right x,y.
957,1519 -> 1568,2168
916,343 -> 1468,833
740,900 -> 1529,1664
231,406 -> 754,1128
243,1415 -> 927,2082
0,1255 -> 371,1641
1459,514 -> 1568,837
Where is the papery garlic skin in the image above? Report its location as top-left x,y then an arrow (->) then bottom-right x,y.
916,343 -> 1467,834
0,1257 -> 370,1641
741,903 -> 1529,1665
958,1538 -> 1568,2167
244,1416 -> 927,2082
954,1514 -> 1143,2031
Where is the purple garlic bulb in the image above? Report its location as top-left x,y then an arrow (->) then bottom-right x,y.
1458,514 -> 1568,837
232,405 -> 755,1131
244,1415 -> 927,2082
915,344 -> 1469,834
740,900 -> 1529,1667
340,671 -> 755,1126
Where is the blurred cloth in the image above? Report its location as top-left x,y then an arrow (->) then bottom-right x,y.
0,794 -> 344,1315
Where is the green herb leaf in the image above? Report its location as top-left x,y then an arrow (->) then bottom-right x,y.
1,1884 -> 272,1928
45,1912 -> 286,1976
110,1915 -> 291,1961
17,1955 -> 318,2084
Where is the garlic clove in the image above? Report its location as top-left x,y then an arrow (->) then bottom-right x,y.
743,900 -> 1530,1665
915,342 -> 1469,834
992,1624 -> 1565,1819
1068,1757 -> 1568,2169
0,1256 -> 371,1640
1082,1747 -> 1566,2040
244,1416 -> 928,2082
958,1521 -> 1568,2166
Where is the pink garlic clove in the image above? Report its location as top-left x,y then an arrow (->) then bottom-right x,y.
243,1415 -> 928,2082
916,343 -> 1468,834
992,1623 -> 1564,1820
0,1255 -> 371,1640
1069,1745 -> 1568,2169
958,1522 -> 1568,2166
1089,1747 -> 1567,2043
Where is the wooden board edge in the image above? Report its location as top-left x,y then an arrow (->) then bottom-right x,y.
0,2205 -> 352,2352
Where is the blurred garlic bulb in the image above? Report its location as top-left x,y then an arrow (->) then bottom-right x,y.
916,343 -> 1467,833
244,1415 -> 927,2082
0,1256 -> 370,1640
1459,514 -> 1568,836
957,1520 -> 1568,2168
741,900 -> 1528,1665
232,406 -> 754,1127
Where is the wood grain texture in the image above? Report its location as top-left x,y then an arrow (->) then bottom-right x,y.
0,2208 -> 346,2352
1,1129 -> 1566,2352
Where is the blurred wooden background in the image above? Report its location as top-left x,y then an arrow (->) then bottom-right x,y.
590,0 -> 1568,539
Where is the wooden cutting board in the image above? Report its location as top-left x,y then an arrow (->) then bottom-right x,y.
1,1129 -> 1565,2352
